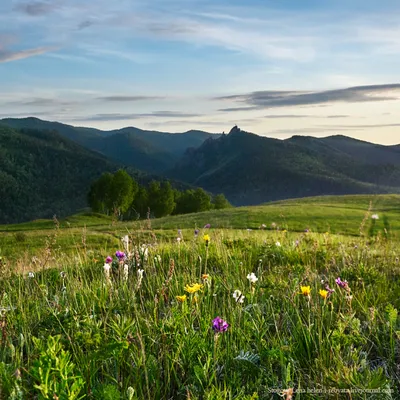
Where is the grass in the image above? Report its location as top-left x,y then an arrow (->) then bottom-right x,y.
0,195 -> 399,398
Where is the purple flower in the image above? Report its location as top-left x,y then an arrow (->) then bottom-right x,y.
194,229 -> 199,236
115,251 -> 126,261
212,316 -> 229,333
105,256 -> 113,264
204,224 -> 211,229
335,277 -> 348,289
325,284 -> 335,295
304,228 -> 309,233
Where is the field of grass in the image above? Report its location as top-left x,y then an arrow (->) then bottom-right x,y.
0,195 -> 399,398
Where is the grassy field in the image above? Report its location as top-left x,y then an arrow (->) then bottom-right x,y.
0,195 -> 399,398
1,194 -> 399,260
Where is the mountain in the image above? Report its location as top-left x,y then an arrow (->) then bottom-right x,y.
0,125 -> 140,224
0,118 -> 216,174
169,126 -> 400,205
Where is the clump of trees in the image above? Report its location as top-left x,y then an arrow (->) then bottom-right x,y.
88,169 -> 231,219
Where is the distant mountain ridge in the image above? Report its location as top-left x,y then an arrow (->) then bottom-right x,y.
0,117 -> 217,173
169,126 -> 400,205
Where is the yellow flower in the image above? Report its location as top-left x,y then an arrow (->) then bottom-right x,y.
283,229 -> 287,233
176,295 -> 187,302
184,283 -> 204,294
319,289 -> 328,299
203,234 -> 210,243
300,286 -> 311,296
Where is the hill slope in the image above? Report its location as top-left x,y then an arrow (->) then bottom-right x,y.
0,118 -> 216,173
169,127 -> 400,205
0,125 -> 122,223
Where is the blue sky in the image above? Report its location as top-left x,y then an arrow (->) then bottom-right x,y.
1,0 -> 400,143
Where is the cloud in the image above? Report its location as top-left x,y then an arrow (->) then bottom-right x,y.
14,1 -> 58,16
97,95 -> 165,102
262,114 -> 350,119
216,84 -> 400,111
0,46 -> 54,63
75,111 -> 202,122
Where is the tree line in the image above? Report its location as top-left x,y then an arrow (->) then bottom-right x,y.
88,170 -> 232,219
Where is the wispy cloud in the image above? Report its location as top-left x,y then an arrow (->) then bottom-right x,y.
97,95 -> 166,102
217,84 -> 400,111
0,46 -> 55,63
75,111 -> 203,122
14,1 -> 59,16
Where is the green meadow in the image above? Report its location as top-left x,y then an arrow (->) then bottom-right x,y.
0,195 -> 399,398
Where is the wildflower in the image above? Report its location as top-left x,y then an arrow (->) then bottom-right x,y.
275,241 -> 281,247
203,234 -> 210,246
271,222 -> 277,229
233,290 -> 245,303
121,235 -> 129,251
260,223 -> 266,229
194,229 -> 199,237
176,237 -> 181,243
105,256 -> 113,264
103,263 -> 111,284
202,274 -> 209,281
295,240 -> 300,247
184,283 -> 203,293
28,272 -> 35,278
283,229 -> 287,233
60,271 -> 66,278
115,251 -> 126,261
247,272 -> 258,284
137,269 -> 144,289
212,316 -> 229,333
325,284 -> 335,295
335,277 -> 348,289
204,224 -> 211,229
176,295 -> 187,303
371,214 -> 379,220
304,228 -> 309,233
319,289 -> 328,300
247,228 -> 252,232
178,229 -> 182,237
123,264 -> 129,281
300,286 -> 311,296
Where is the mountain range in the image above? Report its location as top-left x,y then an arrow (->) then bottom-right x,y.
1,117 -> 215,174
1,117 -> 400,223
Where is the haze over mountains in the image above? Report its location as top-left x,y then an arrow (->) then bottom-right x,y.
1,117 -> 400,223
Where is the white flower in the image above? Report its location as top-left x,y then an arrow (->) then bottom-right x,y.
136,269 -> 144,289
247,272 -> 258,284
123,264 -> 129,281
122,235 -> 129,244
247,228 -> 252,232
275,241 -> 281,247
28,272 -> 35,278
371,214 -> 379,220
233,290 -> 245,303
60,271 -> 66,278
103,263 -> 111,283
121,235 -> 130,252
177,237 -> 181,243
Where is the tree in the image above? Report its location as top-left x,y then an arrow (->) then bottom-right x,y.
88,170 -> 138,217
109,170 -> 136,216
174,188 -> 212,215
87,172 -> 113,214
148,180 -> 176,218
212,193 -> 232,210
131,186 -> 149,219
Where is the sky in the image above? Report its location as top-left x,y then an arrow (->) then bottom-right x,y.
1,0 -> 400,144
